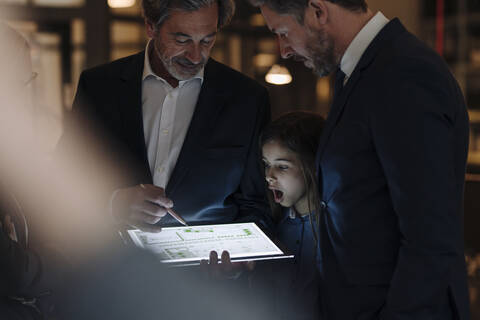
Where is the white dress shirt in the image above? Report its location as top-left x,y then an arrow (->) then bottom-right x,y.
142,41 -> 204,188
340,12 -> 389,84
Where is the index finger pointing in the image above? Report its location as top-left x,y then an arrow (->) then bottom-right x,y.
140,185 -> 173,208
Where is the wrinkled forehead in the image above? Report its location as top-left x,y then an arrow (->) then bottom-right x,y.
260,5 -> 301,33
160,4 -> 219,35
260,5 -> 283,28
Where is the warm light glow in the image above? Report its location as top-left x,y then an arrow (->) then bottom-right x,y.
265,64 -> 292,85
250,14 -> 266,27
316,77 -> 330,102
253,53 -> 276,68
108,0 -> 135,8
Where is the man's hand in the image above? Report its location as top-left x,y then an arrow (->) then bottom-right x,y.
200,250 -> 255,280
112,184 -> 173,233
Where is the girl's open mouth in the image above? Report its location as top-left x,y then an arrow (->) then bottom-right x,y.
272,189 -> 284,203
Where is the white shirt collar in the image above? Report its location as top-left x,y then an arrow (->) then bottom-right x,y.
142,40 -> 204,86
340,11 -> 389,80
288,207 -> 296,219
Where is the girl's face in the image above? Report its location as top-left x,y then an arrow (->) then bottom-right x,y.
262,140 -> 309,215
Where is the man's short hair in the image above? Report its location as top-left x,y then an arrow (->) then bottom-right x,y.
142,0 -> 235,29
248,0 -> 367,23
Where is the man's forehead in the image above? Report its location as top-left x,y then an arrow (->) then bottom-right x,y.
260,5 -> 295,31
160,5 -> 219,33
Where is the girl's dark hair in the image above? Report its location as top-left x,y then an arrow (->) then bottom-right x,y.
260,111 -> 325,239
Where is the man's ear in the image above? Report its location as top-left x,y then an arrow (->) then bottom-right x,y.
145,19 -> 155,38
307,0 -> 328,25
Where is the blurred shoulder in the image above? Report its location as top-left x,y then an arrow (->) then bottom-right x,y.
80,51 -> 144,82
205,59 -> 267,95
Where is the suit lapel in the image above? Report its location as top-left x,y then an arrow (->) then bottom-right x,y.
316,19 -> 406,165
166,60 -> 228,196
316,69 -> 361,162
118,51 -> 152,183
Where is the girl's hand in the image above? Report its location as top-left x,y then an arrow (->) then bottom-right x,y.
200,250 -> 255,280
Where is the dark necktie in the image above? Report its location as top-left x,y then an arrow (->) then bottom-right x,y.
333,68 -> 346,102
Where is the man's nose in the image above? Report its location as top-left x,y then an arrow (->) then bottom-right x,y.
279,40 -> 294,59
186,45 -> 203,64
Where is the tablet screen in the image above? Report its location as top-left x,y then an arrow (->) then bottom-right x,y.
127,222 -> 292,265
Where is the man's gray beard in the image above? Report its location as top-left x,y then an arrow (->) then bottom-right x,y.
153,39 -> 204,81
161,57 -> 203,81
306,28 -> 338,77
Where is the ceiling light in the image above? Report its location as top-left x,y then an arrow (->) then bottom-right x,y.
108,0 -> 135,8
265,64 -> 292,85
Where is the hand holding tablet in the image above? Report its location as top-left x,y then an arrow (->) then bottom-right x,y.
200,250 -> 256,280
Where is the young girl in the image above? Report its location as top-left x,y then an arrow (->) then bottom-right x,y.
258,111 -> 325,320
204,111 -> 325,320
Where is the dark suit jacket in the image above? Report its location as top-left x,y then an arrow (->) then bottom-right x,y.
316,19 -> 470,320
58,53 -> 271,228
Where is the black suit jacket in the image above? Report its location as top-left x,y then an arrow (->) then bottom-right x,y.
59,53 -> 271,228
316,19 -> 470,319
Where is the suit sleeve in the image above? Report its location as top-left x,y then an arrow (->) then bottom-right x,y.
233,89 -> 273,231
371,60 -> 466,319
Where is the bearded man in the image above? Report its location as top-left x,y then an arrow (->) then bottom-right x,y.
249,0 -> 471,319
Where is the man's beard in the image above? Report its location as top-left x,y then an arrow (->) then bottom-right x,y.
153,40 -> 206,81
305,27 -> 338,77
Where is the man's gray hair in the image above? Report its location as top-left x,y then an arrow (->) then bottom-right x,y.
248,0 -> 367,23
142,0 -> 235,29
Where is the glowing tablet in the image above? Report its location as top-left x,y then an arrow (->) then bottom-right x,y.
126,222 -> 293,266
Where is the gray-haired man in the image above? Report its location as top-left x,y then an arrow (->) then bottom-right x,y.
59,0 -> 271,232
